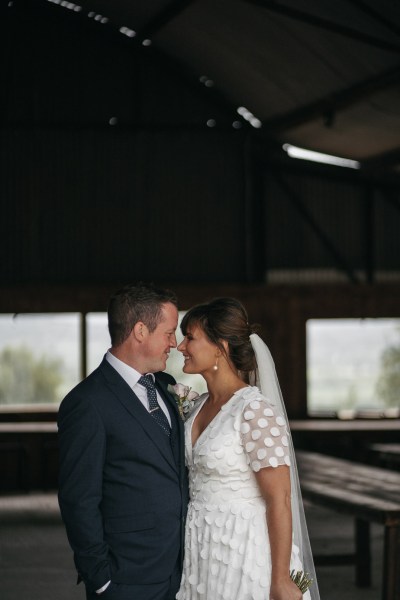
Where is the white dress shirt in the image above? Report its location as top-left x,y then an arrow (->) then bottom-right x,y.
105,352 -> 172,425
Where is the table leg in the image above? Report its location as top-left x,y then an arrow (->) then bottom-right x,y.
382,524 -> 400,600
355,518 -> 371,587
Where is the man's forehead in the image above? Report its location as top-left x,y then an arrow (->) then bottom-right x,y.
159,302 -> 178,321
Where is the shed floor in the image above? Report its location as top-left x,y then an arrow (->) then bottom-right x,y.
0,493 -> 383,600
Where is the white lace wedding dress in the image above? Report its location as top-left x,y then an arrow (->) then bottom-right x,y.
176,386 -> 311,600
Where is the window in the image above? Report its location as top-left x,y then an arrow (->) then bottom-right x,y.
306,318 -> 400,417
87,312 -> 110,375
0,313 -> 81,407
0,309 -> 207,409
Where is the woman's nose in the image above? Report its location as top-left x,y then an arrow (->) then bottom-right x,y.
177,339 -> 185,352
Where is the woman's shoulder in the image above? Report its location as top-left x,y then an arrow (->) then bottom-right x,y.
234,386 -> 282,416
233,385 -> 268,405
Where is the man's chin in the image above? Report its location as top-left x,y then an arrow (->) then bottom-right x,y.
159,359 -> 168,371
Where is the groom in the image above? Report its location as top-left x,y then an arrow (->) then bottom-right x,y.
58,283 -> 188,600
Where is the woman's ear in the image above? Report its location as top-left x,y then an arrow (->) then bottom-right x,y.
219,339 -> 229,355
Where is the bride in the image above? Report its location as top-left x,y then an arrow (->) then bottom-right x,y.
175,298 -> 319,600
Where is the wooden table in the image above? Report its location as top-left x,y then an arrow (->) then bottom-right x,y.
0,422 -> 58,490
369,444 -> 400,469
0,423 -> 57,433
297,451 -> 400,600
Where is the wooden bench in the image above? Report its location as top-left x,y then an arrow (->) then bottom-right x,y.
297,451 -> 400,600
369,444 -> 400,470
0,422 -> 58,490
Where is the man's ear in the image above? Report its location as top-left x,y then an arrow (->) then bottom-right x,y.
132,321 -> 147,342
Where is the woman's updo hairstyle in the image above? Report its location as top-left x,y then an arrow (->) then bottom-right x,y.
180,297 -> 257,379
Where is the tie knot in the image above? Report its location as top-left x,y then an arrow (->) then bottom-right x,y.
138,374 -> 156,390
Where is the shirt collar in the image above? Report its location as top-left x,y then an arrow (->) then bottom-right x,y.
105,350 -> 155,388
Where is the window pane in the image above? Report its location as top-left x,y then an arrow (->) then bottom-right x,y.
87,313 -> 110,374
307,318 -> 400,416
87,311 -> 207,395
0,313 -> 80,406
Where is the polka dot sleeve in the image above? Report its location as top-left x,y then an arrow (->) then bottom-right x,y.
240,394 -> 291,472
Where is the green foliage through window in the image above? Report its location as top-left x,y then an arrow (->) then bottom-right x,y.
0,346 -> 63,404
376,328 -> 400,408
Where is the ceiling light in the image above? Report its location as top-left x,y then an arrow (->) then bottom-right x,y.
47,0 -> 82,9
199,76 -> 214,87
120,26 -> 136,38
250,117 -> 262,129
282,144 -> 360,169
236,106 -> 262,128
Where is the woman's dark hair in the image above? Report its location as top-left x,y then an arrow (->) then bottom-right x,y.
108,282 -> 177,347
181,297 -> 257,378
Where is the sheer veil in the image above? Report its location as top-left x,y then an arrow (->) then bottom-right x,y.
249,334 -> 320,600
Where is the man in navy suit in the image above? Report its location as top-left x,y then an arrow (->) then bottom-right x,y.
58,283 -> 188,600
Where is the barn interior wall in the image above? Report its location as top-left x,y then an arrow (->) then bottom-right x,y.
2,282 -> 400,418
2,3 -> 400,491
2,281 -> 400,491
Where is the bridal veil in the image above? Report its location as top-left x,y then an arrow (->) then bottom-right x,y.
250,333 -> 320,600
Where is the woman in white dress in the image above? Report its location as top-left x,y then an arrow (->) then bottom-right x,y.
175,298 -> 319,600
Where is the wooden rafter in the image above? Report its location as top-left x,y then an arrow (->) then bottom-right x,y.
243,0 -> 400,54
261,64 -> 400,133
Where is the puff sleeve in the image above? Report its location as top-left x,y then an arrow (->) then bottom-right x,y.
240,393 -> 291,472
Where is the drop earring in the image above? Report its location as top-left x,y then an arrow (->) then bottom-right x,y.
213,357 -> 219,371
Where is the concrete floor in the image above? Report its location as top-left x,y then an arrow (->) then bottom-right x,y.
0,493 -> 383,600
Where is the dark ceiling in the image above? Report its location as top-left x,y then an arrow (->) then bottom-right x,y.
15,0 -> 400,176
2,0 -> 400,288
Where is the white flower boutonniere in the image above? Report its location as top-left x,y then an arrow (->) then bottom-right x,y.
168,383 -> 200,419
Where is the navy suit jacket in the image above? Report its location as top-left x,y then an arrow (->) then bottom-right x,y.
58,358 -> 188,593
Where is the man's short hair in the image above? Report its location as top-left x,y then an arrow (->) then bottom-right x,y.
107,283 -> 177,347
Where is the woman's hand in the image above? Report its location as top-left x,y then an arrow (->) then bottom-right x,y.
270,576 -> 303,600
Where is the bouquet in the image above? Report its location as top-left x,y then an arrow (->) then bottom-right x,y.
290,570 -> 313,593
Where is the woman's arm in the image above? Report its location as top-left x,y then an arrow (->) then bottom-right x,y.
255,466 -> 302,600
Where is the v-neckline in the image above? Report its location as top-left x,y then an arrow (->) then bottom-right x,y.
189,387 -> 247,450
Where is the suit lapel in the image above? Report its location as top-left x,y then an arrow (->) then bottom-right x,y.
156,376 -> 185,472
100,360 -> 177,473
156,377 -> 181,423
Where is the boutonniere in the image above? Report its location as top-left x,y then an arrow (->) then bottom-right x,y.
168,383 -> 200,419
